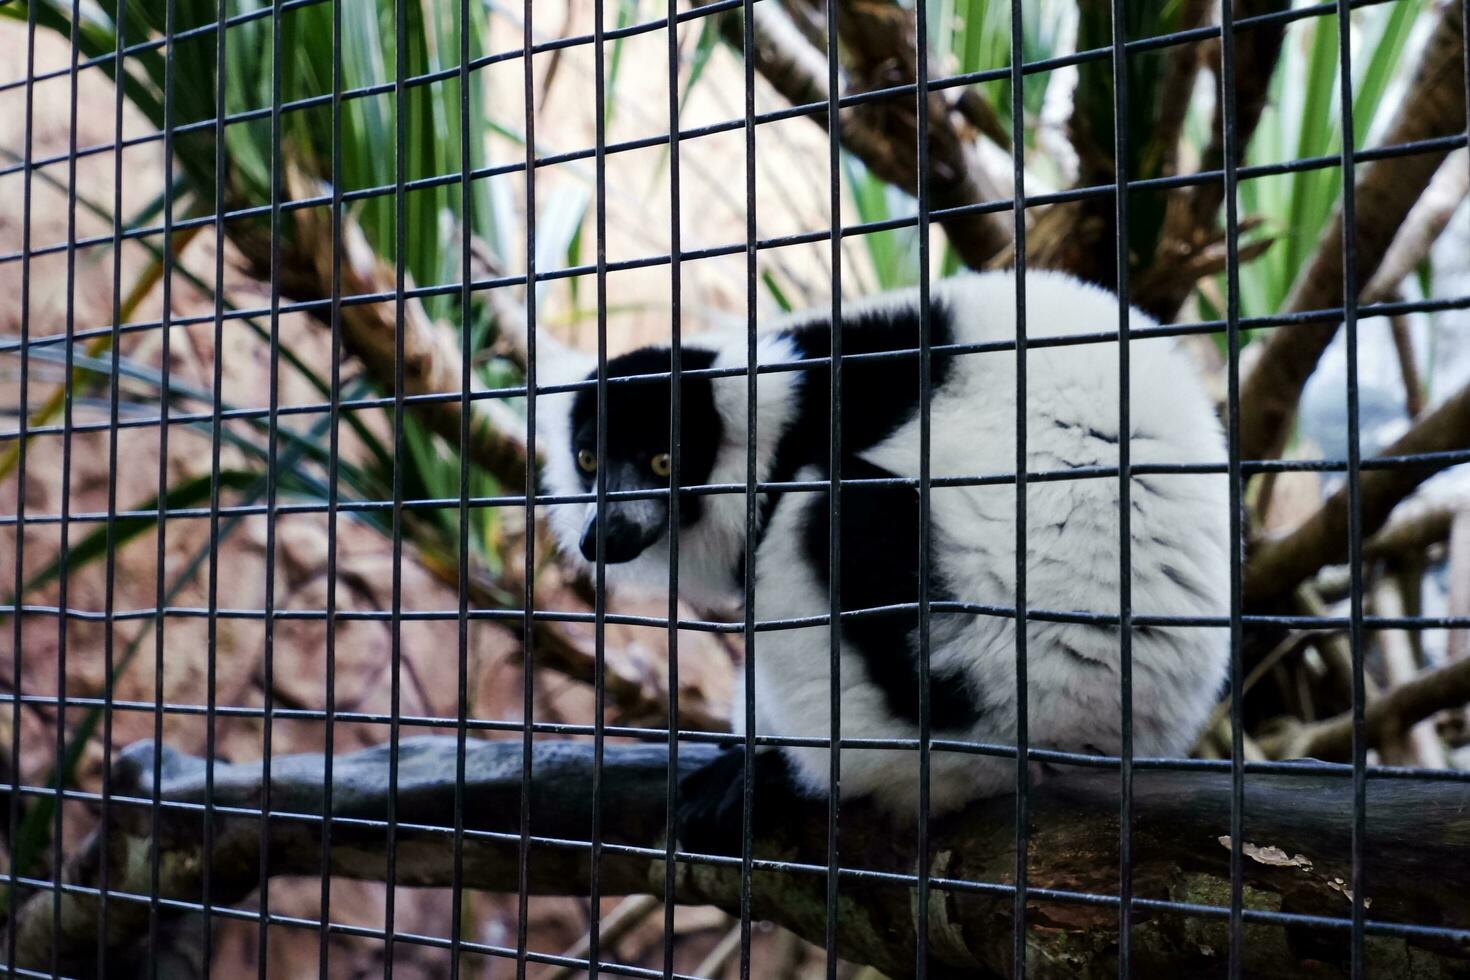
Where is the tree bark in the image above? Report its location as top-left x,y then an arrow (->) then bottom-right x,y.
12,739 -> 1470,978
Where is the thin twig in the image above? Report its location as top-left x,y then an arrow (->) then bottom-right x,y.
1388,311 -> 1427,419
542,895 -> 662,980
693,923 -> 744,980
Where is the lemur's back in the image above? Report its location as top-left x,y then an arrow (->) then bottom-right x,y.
747,270 -> 1231,814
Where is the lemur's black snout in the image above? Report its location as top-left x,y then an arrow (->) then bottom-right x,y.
579,510 -> 659,564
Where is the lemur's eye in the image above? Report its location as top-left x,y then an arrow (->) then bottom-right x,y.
650,453 -> 672,478
576,449 -> 597,473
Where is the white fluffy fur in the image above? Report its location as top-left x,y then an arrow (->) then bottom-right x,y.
540,270 -> 1230,816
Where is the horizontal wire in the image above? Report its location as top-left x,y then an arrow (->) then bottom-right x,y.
5,598 -> 1469,633
3,795 -> 1468,946
0,869 -> 702,980
4,444 -> 1470,529
5,122 -> 1463,277
0,0 -> 1403,188
0,0 -> 750,101
3,288 -> 1468,438
0,701 -> 1467,783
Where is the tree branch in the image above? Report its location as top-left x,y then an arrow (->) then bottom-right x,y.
287,181 -> 530,489
13,739 -> 1470,977
1259,654 -> 1470,761
1238,0 -> 1467,463
1131,0 -> 1289,320
1185,0 -> 1291,245
697,0 -> 1012,268
1243,378 -> 1470,604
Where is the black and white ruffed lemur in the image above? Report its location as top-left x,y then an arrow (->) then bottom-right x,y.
537,270 -> 1230,846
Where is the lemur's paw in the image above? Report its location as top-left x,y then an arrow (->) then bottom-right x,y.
675,746 -> 803,858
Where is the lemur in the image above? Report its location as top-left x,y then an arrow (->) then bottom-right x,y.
538,270 -> 1230,846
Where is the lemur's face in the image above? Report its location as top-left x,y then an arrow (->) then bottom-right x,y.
566,346 -> 723,565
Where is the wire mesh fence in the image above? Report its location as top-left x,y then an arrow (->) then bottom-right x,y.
0,0 -> 1468,977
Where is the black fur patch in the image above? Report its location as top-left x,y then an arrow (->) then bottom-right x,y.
675,746 -> 806,857
761,295 -> 958,518
799,456 -> 983,732
568,346 -> 721,527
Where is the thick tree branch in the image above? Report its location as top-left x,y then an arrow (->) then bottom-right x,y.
12,739 -> 1470,977
1243,378 -> 1470,604
1239,0 -> 1467,463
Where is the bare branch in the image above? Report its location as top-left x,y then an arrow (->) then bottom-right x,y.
288,176 -> 530,489
1363,493 -> 1468,562
1239,0 -> 1467,463
1361,148 -> 1470,303
15,739 -> 1470,978
1131,0 -> 1289,319
1244,377 -> 1470,603
1260,654 -> 1470,762
1371,577 -> 1449,768
1389,312 -> 1427,418
695,0 -> 1012,267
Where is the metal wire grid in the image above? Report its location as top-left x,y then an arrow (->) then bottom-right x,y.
0,0 -> 1467,977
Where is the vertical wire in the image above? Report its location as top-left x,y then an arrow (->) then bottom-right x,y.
203,0 -> 232,967
1218,1 -> 1246,975
1332,1 -> 1365,975
386,0 -> 411,962
515,1 -> 538,975
319,0 -> 347,970
822,0 -> 843,974
147,0 -> 179,968
591,0 -> 610,974
449,0 -> 475,967
1106,0 -> 1134,972
1007,0 -> 1029,972
52,0 -> 85,969
661,2 -> 684,976
5,4 -> 35,967
256,0 -> 287,968
913,0 -> 935,975
97,0 -> 131,971
739,0 -> 759,974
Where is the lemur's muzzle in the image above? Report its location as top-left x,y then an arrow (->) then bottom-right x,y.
578,472 -> 667,564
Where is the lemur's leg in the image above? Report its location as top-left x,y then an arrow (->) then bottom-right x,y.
675,746 -> 806,858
